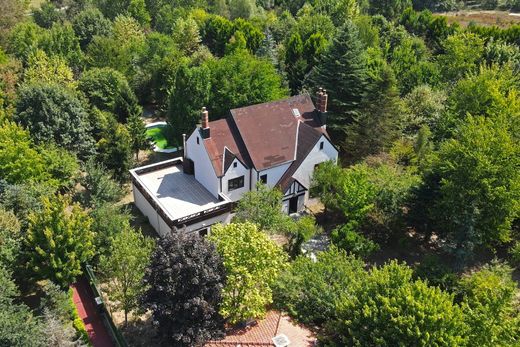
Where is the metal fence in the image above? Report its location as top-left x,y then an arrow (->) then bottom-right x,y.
84,264 -> 129,347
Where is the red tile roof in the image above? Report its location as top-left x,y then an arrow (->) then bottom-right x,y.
203,94 -> 327,177
205,311 -> 316,347
202,118 -> 252,177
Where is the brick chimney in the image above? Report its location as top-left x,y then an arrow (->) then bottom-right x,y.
316,88 -> 328,127
201,107 -> 210,139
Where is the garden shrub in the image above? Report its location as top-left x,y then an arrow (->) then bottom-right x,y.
331,223 -> 379,258
273,247 -> 366,325
69,288 -> 91,345
509,241 -> 520,266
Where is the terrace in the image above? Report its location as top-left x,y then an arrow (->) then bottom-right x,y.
130,159 -> 232,232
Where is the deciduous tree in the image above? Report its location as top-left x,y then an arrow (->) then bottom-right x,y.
25,195 -> 94,287
273,246 -> 365,325
15,84 -> 95,159
209,222 -> 287,324
100,226 -> 153,324
425,116 -> 519,264
325,261 -> 468,346
460,261 -> 520,346
141,232 -> 226,346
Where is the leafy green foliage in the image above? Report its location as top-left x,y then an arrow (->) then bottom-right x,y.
285,215 -> 320,259
273,246 -> 365,325
79,67 -> 140,122
206,49 -> 287,117
459,262 -> 520,346
33,2 -> 64,29
141,232 -> 226,346
96,117 -> 133,181
100,226 -> 153,324
325,261 -> 468,346
438,32 -> 484,82
209,222 -> 287,324
15,83 -> 95,159
72,7 -> 112,48
0,267 -> 46,347
344,62 -> 403,161
233,183 -> 288,232
25,195 -> 94,287
24,50 -> 75,89
331,224 -> 379,258
89,204 -> 132,260
81,160 -> 124,208
425,116 -> 520,263
126,110 -> 148,159
0,209 -> 21,270
167,63 -> 211,141
368,0 -> 412,20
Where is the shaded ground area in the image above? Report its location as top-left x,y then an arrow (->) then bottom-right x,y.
438,10 -> 520,27
71,277 -> 114,347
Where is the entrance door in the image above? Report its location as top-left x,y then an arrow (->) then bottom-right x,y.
289,196 -> 298,214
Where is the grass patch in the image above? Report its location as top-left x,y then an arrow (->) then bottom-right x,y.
437,10 -> 520,28
146,125 -> 178,150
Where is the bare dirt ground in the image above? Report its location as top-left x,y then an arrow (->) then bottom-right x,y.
437,10 -> 520,27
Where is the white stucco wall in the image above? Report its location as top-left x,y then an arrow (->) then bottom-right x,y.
222,158 -> 251,201
185,129 -> 219,198
133,184 -> 171,237
252,162 -> 292,189
182,212 -> 232,233
133,181 -> 232,237
292,135 -> 338,189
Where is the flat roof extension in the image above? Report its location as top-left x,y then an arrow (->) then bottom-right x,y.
130,159 -> 230,224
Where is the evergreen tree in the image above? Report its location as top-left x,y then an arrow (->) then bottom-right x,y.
285,32 -> 307,94
307,20 -> 368,133
344,63 -> 403,162
256,29 -> 278,67
126,110 -> 148,160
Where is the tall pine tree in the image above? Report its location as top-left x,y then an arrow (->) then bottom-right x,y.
306,20 -> 368,133
344,62 -> 403,162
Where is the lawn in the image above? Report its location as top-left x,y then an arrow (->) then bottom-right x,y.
437,10 -> 520,28
146,124 -> 177,150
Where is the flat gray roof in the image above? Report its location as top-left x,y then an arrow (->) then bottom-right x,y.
132,162 -> 226,221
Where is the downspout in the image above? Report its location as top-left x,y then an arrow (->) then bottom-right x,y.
182,133 -> 187,158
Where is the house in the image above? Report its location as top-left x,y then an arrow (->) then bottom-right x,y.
130,89 -> 338,237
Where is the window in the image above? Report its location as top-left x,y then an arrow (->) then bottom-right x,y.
319,141 -> 324,150
260,174 -> 267,184
197,137 -> 200,145
233,162 -> 238,168
228,176 -> 244,191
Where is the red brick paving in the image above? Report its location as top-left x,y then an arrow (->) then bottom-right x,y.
71,277 -> 114,347
206,311 -> 316,346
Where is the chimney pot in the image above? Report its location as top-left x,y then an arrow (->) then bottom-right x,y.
201,107 -> 209,129
200,107 -> 210,139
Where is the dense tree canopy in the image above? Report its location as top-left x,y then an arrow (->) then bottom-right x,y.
209,222 -> 287,324
25,195 -> 94,287
325,261 -> 468,346
142,232 -> 226,346
15,83 -> 94,158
